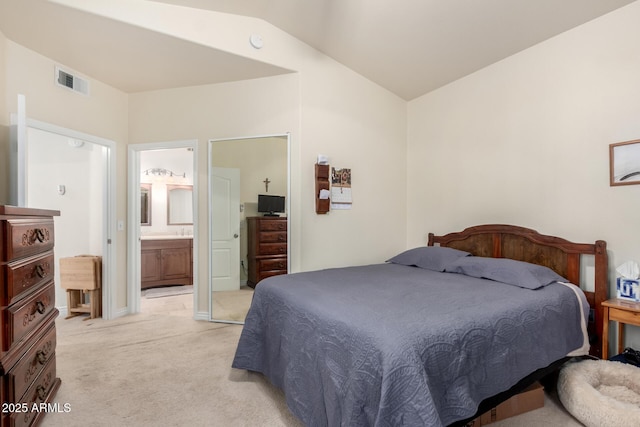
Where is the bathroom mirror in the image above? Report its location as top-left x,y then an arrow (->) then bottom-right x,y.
167,184 -> 193,225
141,183 -> 152,226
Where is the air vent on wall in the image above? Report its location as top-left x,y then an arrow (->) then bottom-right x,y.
55,66 -> 89,96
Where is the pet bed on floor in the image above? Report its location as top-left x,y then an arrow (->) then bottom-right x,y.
558,358 -> 640,427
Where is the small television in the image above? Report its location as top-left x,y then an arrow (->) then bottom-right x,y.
258,194 -> 285,217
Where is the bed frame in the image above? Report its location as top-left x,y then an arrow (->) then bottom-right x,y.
428,225 -> 608,426
428,224 -> 608,358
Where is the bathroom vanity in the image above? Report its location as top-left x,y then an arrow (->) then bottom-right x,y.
141,237 -> 193,290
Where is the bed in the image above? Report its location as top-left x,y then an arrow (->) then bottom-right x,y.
232,224 -> 608,426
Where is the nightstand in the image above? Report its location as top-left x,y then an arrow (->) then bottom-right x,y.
601,298 -> 640,359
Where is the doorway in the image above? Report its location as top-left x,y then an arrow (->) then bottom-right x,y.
17,120 -> 116,319
208,133 -> 290,323
127,140 -> 198,317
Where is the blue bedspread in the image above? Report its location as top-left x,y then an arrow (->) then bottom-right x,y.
232,263 -> 587,426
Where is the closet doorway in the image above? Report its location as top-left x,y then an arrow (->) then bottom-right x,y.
208,133 -> 290,324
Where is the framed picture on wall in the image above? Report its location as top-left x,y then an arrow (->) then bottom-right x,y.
610,139 -> 640,186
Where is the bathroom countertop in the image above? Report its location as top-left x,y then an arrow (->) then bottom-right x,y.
140,235 -> 193,240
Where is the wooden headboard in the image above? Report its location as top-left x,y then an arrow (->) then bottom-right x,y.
428,224 -> 608,357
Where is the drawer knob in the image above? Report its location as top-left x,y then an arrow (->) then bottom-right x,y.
35,264 -> 47,278
35,301 -> 46,314
36,385 -> 47,401
34,228 -> 46,243
36,349 -> 48,365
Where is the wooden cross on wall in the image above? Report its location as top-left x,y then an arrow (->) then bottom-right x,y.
263,178 -> 271,192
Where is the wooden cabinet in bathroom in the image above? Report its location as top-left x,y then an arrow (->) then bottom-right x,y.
140,238 -> 192,290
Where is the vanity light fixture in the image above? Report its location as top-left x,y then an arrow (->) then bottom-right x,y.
142,168 -> 185,178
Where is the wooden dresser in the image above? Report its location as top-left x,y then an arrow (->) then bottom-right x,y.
247,216 -> 287,288
0,206 -> 61,427
141,238 -> 193,290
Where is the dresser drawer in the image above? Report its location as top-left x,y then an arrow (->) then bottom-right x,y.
259,220 -> 287,232
7,325 -> 56,403
257,243 -> 287,256
258,231 -> 287,244
5,283 -> 56,352
247,216 -> 288,288
2,220 -> 55,262
2,252 -> 55,306
10,355 -> 57,427
0,207 -> 60,427
609,306 -> 640,324
257,258 -> 287,273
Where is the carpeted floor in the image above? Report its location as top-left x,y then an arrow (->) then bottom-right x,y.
40,297 -> 583,427
142,285 -> 194,299
211,287 -> 254,322
42,312 -> 301,426
139,285 -> 254,322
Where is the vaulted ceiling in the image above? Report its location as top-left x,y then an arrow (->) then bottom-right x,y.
1,0 -> 635,100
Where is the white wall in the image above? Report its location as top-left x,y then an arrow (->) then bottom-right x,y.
0,29 -> 6,122
4,40 -> 130,311
407,2 -> 640,349
298,56 -> 408,271
65,0 -> 408,288
0,30 -> 10,204
27,127 -> 105,312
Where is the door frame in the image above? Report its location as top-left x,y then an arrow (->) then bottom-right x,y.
127,140 -> 199,316
11,115 -> 117,319
208,132 -> 291,324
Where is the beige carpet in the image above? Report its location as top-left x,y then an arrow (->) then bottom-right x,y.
42,313 -> 301,427
211,287 -> 254,322
140,286 -> 253,322
40,297 -> 583,427
140,290 -> 194,318
142,285 -> 194,299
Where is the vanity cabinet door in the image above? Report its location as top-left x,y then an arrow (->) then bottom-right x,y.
161,248 -> 191,281
141,249 -> 162,283
141,239 -> 193,290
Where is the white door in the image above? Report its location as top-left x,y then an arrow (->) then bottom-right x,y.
211,167 -> 241,296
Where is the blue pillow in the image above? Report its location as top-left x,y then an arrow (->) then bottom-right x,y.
444,257 -> 566,289
387,246 -> 470,272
